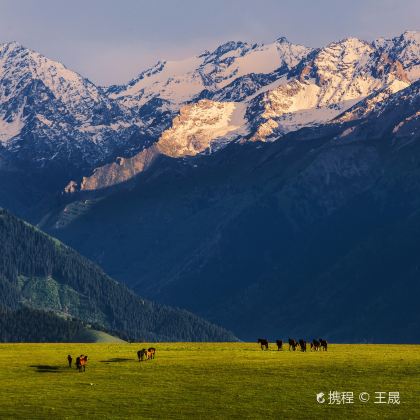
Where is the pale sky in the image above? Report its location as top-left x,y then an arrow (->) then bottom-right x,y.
0,0 -> 418,85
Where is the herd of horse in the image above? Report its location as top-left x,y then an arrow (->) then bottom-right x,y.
64,340 -> 326,372
257,338 -> 328,352
66,348 -> 157,372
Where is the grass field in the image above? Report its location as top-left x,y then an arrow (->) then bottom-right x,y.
0,343 -> 419,419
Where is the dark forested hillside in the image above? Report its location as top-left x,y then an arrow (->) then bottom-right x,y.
0,209 -> 236,342
0,307 -> 86,342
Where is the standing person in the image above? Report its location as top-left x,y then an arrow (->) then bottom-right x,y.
67,354 -> 73,368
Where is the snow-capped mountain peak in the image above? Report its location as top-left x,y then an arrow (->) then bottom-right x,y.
0,42 -> 142,165
373,30 -> 420,82
0,41 -> 108,125
1,31 -> 419,184
107,37 -> 312,110
247,34 -> 415,141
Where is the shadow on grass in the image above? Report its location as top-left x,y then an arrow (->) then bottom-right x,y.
30,365 -> 64,373
99,358 -> 135,363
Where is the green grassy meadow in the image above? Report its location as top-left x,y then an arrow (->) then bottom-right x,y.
0,343 -> 418,419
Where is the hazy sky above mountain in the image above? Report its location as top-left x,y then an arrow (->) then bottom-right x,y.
0,0 -> 418,85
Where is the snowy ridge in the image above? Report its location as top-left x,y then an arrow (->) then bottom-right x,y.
335,79 -> 411,122
329,80 -> 420,146
0,42 -> 110,124
247,37 -> 413,141
156,99 -> 248,157
374,31 -> 420,82
107,38 -> 311,110
0,41 -> 142,165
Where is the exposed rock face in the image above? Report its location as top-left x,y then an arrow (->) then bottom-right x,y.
79,145 -> 159,191
156,100 -> 247,157
76,100 -> 247,190
64,180 -> 78,194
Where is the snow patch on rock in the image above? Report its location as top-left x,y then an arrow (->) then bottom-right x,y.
157,100 -> 248,157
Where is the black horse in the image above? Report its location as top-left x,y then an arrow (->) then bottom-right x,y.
298,339 -> 307,352
276,340 -> 283,351
137,349 -> 147,361
67,354 -> 72,368
258,338 -> 269,350
319,338 -> 328,351
288,338 -> 297,351
311,339 -> 321,351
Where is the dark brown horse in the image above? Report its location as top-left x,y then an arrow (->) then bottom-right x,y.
276,340 -> 283,351
257,339 -> 269,350
67,354 -> 72,368
311,339 -> 321,351
288,338 -> 297,351
137,349 -> 147,361
299,339 -> 307,352
319,339 -> 328,351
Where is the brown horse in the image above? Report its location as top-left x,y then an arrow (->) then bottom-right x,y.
147,348 -> 156,360
76,355 -> 88,372
276,340 -> 283,351
257,339 -> 269,350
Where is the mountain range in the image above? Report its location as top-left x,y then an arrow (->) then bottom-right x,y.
1,32 -> 418,195
0,31 -> 419,342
